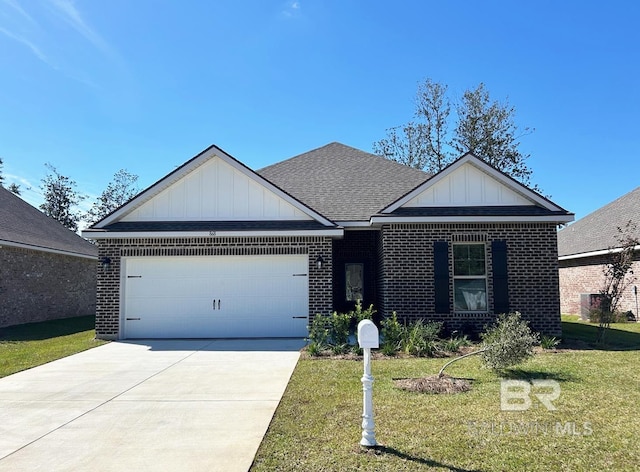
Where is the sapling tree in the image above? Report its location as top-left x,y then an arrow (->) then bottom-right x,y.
438,312 -> 539,377
596,222 -> 638,344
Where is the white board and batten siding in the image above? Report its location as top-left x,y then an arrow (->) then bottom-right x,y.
122,255 -> 309,339
403,162 -> 533,208
122,156 -> 312,222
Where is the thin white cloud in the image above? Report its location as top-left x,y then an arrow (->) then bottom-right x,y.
1,0 -> 36,24
48,0 -> 114,58
0,26 -> 54,66
281,0 -> 301,18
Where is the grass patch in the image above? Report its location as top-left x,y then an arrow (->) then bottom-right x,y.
252,320 -> 640,471
0,315 -> 107,378
561,314 -> 640,350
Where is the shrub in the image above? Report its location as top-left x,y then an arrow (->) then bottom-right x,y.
589,308 -> 631,324
328,311 -> 351,347
540,335 -> 560,350
402,319 -> 443,357
442,334 -> 471,353
480,312 -> 539,371
352,299 -> 376,323
380,311 -> 404,355
307,314 -> 330,349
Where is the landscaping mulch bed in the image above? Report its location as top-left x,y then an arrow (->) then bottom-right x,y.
393,374 -> 471,394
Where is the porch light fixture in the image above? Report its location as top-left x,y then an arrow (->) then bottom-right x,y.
316,255 -> 325,269
100,257 -> 112,271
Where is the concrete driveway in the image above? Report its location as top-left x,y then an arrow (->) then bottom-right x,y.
0,339 -> 304,471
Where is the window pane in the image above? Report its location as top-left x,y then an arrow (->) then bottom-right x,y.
453,244 -> 485,276
345,263 -> 363,301
454,279 -> 487,311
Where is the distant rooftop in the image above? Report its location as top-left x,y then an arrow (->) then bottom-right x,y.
558,186 -> 640,257
0,187 -> 97,258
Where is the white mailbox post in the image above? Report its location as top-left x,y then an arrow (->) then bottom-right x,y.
357,319 -> 379,447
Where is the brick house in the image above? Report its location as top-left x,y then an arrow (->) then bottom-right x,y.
83,143 -> 573,340
558,186 -> 640,319
0,187 -> 97,328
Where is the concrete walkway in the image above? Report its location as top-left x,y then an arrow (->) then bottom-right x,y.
0,339 -> 304,472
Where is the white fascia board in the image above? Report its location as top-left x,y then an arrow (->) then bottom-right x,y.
0,240 -> 97,260
83,229 -> 345,240
338,221 -> 374,228
558,245 -> 640,261
382,154 -> 566,214
95,145 -> 336,229
370,215 -> 575,224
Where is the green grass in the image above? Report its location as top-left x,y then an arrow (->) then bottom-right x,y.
252,319 -> 640,471
0,315 -> 107,378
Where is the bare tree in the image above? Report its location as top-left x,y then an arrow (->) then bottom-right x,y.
597,221 -> 638,344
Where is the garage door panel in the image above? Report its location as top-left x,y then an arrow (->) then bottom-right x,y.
123,255 -> 308,338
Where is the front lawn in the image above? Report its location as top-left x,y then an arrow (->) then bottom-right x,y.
0,315 -> 107,378
252,318 -> 640,471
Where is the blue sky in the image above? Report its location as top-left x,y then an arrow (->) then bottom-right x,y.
0,0 -> 638,223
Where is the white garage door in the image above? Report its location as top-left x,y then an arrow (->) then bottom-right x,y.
122,255 -> 309,338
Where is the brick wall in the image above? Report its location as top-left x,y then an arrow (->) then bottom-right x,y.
95,236 -> 333,339
0,246 -> 96,328
379,222 -> 561,336
559,253 -> 640,317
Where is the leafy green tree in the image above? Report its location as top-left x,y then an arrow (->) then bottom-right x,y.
85,169 -> 139,224
374,79 -> 537,189
453,83 -> 535,188
39,164 -> 85,231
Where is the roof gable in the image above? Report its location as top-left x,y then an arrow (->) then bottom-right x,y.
0,187 -> 97,258
383,153 -> 567,214
258,142 -> 430,222
94,145 -> 334,229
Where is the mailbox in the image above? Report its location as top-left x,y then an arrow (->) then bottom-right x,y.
357,319 -> 379,349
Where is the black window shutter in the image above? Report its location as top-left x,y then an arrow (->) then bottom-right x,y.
492,240 -> 509,314
433,241 -> 449,313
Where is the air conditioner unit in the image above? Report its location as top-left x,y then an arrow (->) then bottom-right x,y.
579,293 -> 602,320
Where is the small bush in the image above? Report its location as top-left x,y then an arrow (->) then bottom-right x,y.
328,311 -> 351,346
480,312 -> 539,371
540,335 -> 560,350
589,309 -> 631,324
307,314 -> 330,349
380,311 -> 404,355
442,335 -> 470,353
352,300 -> 376,323
402,319 -> 443,357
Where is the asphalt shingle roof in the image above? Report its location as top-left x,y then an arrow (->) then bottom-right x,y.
0,187 -> 97,257
258,142 -> 430,222
557,186 -> 640,257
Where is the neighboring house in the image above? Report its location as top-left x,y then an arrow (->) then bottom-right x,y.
0,187 -> 97,328
82,142 -> 573,340
558,186 -> 640,318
